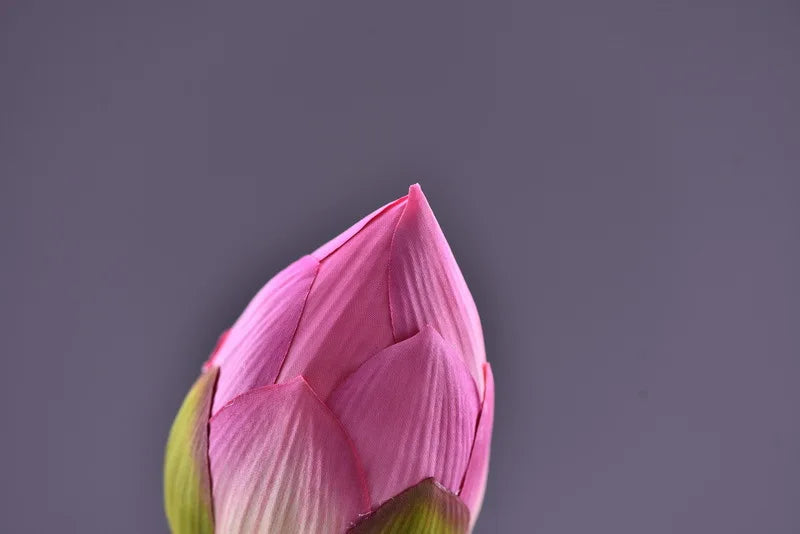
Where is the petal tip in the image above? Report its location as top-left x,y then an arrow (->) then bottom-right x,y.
416,323 -> 442,341
293,374 -> 324,402
396,326 -> 460,367
405,183 -> 432,216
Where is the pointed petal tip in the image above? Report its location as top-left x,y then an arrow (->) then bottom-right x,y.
211,374 -> 308,422
395,325 -> 468,372
389,180 -> 486,391
279,374 -> 316,398
405,182 -> 434,216
293,375 -> 333,409
415,323 -> 441,341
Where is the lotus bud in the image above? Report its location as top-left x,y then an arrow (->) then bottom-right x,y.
164,184 -> 494,533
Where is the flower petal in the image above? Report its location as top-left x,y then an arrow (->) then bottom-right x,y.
389,184 -> 486,391
210,255 -> 319,415
278,200 -> 407,398
208,378 -> 370,534
312,195 -> 407,261
348,478 -> 469,534
328,326 -> 480,507
164,367 -> 218,534
459,363 -> 495,527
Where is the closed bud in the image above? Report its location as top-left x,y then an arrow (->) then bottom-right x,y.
164,185 -> 494,533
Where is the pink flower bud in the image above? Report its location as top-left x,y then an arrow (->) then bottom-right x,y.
164,184 -> 493,533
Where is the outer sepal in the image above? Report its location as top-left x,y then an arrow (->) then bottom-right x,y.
164,367 -> 218,534
348,478 -> 470,534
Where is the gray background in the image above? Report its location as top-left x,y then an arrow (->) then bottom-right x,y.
2,1 -> 798,532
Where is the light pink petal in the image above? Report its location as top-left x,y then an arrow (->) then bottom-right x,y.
278,200 -> 407,398
208,378 -> 370,534
389,184 -> 486,392
459,363 -> 495,526
210,255 -> 319,415
328,326 -> 480,508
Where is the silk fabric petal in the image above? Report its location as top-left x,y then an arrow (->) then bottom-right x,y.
328,326 -> 480,507
278,201 -> 406,398
210,255 -> 318,415
389,184 -> 486,391
208,378 -> 369,534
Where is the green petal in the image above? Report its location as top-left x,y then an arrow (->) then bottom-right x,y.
164,367 -> 218,534
348,478 -> 470,534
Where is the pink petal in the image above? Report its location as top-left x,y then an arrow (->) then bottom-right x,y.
312,195 -> 407,261
389,184 -> 486,391
208,378 -> 370,533
278,200 -> 407,398
459,363 -> 495,525
210,255 -> 319,415
328,326 -> 480,508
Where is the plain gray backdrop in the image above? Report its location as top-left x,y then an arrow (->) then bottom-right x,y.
2,1 -> 799,533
